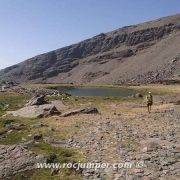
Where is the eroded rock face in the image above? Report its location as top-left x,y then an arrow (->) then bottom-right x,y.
0,145 -> 45,178
0,14 -> 179,84
125,23 -> 174,46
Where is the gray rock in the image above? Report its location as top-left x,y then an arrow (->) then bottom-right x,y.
140,153 -> 151,161
34,134 -> 43,141
140,139 -> 162,152
31,123 -> 46,128
50,100 -> 68,111
60,107 -> 99,117
133,93 -> 143,98
0,145 -> 45,178
7,104 -> 60,118
26,95 -> 48,106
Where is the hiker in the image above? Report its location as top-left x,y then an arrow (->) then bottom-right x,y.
146,92 -> 153,113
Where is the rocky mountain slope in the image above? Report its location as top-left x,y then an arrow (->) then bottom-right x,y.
0,14 -> 180,85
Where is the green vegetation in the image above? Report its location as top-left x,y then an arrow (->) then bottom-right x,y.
13,142 -> 84,179
0,92 -> 29,116
129,84 -> 180,95
0,116 -> 31,145
0,93 -> 34,144
0,93 -> 28,110
0,131 -> 29,144
0,91 -> 84,178
31,142 -> 84,163
0,115 -> 84,179
48,94 -> 142,108
0,118 -> 15,126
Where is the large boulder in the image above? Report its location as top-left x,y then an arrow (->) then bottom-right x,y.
26,95 -> 48,106
0,145 -> 45,178
8,104 -> 60,118
60,107 -> 99,117
50,100 -> 68,111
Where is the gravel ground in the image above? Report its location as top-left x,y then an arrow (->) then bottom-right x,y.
51,95 -> 180,179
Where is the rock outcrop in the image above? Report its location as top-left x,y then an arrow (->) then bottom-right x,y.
25,95 -> 48,106
60,107 -> 99,117
7,95 -> 61,118
0,145 -> 45,178
8,104 -> 60,118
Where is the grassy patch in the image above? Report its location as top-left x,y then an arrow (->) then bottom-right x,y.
0,118 -> 16,127
21,83 -> 74,89
31,142 -> 84,163
129,84 -> 180,95
0,131 -> 29,144
0,115 -> 84,179
21,83 -> 180,96
0,92 -> 29,112
26,142 -> 84,179
0,116 -> 38,145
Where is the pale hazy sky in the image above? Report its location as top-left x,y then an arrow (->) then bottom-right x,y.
0,0 -> 180,69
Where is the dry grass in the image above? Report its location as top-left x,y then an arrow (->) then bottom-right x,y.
0,84 -> 179,179
129,84 -> 180,94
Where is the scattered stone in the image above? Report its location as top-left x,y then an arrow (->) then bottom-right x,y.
48,127 -> 55,131
12,86 -> 61,96
174,100 -> 180,105
140,153 -> 151,161
21,137 -> 27,141
133,169 -> 144,174
133,93 -> 143,98
31,123 -> 46,128
5,123 -> 26,131
7,130 -> 13,134
0,145 -> 45,178
141,139 -> 162,152
81,107 -> 99,114
33,134 -> 43,141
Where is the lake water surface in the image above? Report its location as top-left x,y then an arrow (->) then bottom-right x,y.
57,86 -> 135,97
